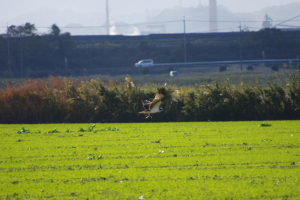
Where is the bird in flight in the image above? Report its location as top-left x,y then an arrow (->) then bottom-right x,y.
139,87 -> 165,119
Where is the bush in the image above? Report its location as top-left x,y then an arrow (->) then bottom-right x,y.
26,67 -> 31,78
247,65 -> 253,71
142,68 -> 150,75
271,66 -> 279,71
167,66 -> 174,73
219,65 -> 227,72
30,71 -> 52,78
0,72 -> 299,123
2,70 -> 14,79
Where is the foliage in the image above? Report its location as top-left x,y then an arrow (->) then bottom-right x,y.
218,65 -> 227,72
181,71 -> 300,121
1,27 -> 300,78
1,70 -> 14,79
8,23 -> 37,37
259,122 -> 272,127
0,121 -> 299,199
246,65 -> 253,71
1,24 -> 73,76
243,28 -> 299,59
48,24 -> 74,61
0,71 -> 300,123
142,68 -> 150,75
271,66 -> 279,71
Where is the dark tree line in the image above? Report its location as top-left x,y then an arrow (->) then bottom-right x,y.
242,28 -> 300,59
0,23 -> 73,77
0,25 -> 300,78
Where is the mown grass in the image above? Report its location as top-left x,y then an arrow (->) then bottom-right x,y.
0,121 -> 299,199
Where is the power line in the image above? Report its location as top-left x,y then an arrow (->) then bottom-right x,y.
187,19 -> 300,23
278,24 -> 300,28
1,19 -> 300,29
197,26 -> 240,33
247,26 -> 262,30
273,14 -> 300,27
9,20 -> 183,29
2,19 -> 300,36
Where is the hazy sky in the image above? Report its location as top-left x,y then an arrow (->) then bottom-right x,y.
1,0 -> 299,34
1,0 -> 298,18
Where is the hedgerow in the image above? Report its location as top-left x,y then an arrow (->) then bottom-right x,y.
0,72 -> 299,123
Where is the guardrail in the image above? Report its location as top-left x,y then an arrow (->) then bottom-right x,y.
153,59 -> 300,67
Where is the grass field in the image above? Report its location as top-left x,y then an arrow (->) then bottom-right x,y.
1,69 -> 292,89
0,121 -> 299,199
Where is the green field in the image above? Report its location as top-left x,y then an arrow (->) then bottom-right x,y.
0,121 -> 299,199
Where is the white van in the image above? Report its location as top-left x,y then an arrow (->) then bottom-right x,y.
170,71 -> 179,77
135,59 -> 154,67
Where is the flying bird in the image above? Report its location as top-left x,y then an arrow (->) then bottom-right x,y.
139,87 -> 165,119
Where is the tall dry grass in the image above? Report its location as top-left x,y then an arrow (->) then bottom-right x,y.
0,72 -> 299,124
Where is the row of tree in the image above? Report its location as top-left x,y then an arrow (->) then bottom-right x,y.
0,23 -> 73,77
0,24 -> 300,77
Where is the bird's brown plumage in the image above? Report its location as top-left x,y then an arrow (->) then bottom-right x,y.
138,87 -> 165,118
149,87 -> 165,110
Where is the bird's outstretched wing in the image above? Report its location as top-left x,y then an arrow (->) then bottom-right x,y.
141,99 -> 151,110
150,87 -> 165,110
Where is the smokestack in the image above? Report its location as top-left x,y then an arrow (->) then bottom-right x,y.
106,0 -> 110,35
209,0 -> 218,32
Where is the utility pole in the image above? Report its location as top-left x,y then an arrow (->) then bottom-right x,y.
209,0 -> 218,32
7,24 -> 11,71
106,0 -> 110,35
239,22 -> 243,71
65,58 -> 68,70
20,32 -> 24,78
183,16 -> 187,63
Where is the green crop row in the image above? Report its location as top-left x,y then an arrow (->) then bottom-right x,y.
0,71 -> 299,124
0,121 -> 299,199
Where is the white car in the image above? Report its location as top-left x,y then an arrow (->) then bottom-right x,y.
135,59 -> 154,67
170,71 -> 179,77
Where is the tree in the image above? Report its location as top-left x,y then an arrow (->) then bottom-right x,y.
243,28 -> 299,59
8,23 -> 36,37
47,24 -> 74,70
4,23 -> 37,77
50,24 -> 73,55
50,24 -> 60,37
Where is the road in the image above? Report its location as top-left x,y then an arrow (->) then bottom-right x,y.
153,59 -> 300,67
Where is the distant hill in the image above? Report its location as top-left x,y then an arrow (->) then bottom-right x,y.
148,3 -> 300,33
2,2 -> 300,35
